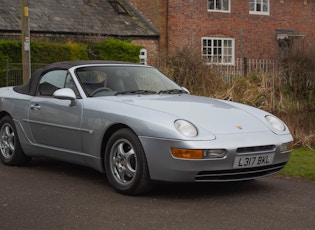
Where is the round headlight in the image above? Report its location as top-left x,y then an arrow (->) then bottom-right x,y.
265,115 -> 286,131
174,120 -> 198,137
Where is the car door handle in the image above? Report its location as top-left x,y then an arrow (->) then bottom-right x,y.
30,104 -> 41,111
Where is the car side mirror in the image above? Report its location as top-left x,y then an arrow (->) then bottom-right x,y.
53,88 -> 77,107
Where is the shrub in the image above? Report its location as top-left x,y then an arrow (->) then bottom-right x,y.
0,39 -> 144,86
98,39 -> 142,63
280,41 -> 315,110
157,46 -> 315,147
0,40 -> 22,62
0,39 -> 142,64
31,42 -> 72,63
65,42 -> 89,60
157,48 -> 227,96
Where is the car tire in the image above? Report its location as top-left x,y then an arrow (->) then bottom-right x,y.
0,115 -> 30,166
105,128 -> 151,195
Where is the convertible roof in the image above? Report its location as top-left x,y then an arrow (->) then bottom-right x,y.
13,60 -> 132,96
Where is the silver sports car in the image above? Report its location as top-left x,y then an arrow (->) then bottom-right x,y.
0,61 -> 293,195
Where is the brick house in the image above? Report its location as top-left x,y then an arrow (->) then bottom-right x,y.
1,0 -> 314,65
129,0 -> 315,65
0,0 -> 159,63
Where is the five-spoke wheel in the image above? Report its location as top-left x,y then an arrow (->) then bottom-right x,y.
105,128 -> 151,195
109,138 -> 136,186
0,116 -> 29,166
0,122 -> 15,159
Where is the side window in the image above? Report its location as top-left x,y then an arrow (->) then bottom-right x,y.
249,0 -> 269,15
37,70 -> 67,96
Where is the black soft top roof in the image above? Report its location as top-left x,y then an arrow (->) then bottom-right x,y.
13,60 -> 131,96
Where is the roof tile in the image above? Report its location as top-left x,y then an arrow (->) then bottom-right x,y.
0,0 -> 159,37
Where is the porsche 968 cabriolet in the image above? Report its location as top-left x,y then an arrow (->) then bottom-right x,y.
0,61 -> 293,195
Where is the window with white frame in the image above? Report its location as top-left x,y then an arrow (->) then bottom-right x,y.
249,0 -> 269,15
202,37 -> 235,65
208,0 -> 230,12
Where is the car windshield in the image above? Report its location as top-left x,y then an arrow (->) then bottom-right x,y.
75,65 -> 185,97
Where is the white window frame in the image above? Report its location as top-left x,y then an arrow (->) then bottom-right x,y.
202,37 -> 235,65
208,0 -> 231,13
249,0 -> 270,15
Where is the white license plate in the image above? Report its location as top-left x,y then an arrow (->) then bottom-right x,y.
233,153 -> 274,168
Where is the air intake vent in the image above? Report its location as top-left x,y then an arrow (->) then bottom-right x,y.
237,145 -> 275,154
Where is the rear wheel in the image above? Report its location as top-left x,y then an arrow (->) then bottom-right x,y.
0,116 -> 30,166
105,128 -> 151,195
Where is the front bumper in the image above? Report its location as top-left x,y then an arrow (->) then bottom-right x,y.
139,131 -> 292,182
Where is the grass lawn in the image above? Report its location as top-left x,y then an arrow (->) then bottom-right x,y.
280,148 -> 315,179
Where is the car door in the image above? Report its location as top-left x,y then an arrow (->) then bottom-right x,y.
28,70 -> 83,152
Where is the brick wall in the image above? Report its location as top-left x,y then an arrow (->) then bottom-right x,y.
129,0 -> 315,60
132,38 -> 159,65
128,0 -> 167,53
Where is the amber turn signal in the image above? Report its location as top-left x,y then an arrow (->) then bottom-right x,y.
171,148 -> 203,159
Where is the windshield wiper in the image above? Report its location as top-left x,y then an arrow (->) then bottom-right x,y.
158,89 -> 188,94
115,90 -> 157,95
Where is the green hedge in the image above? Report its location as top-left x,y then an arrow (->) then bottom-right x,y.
0,39 -> 143,86
98,39 -> 142,63
0,40 -> 22,64
0,39 -> 142,63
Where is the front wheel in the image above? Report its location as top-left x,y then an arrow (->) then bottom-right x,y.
104,129 -> 151,195
0,116 -> 30,166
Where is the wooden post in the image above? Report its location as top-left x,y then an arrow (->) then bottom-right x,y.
21,0 -> 31,83
243,57 -> 248,76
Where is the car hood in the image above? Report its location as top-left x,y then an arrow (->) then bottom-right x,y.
103,94 -> 271,135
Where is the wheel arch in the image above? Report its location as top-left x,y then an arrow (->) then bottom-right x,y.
101,124 -> 152,195
0,112 -> 30,165
0,111 -> 11,121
